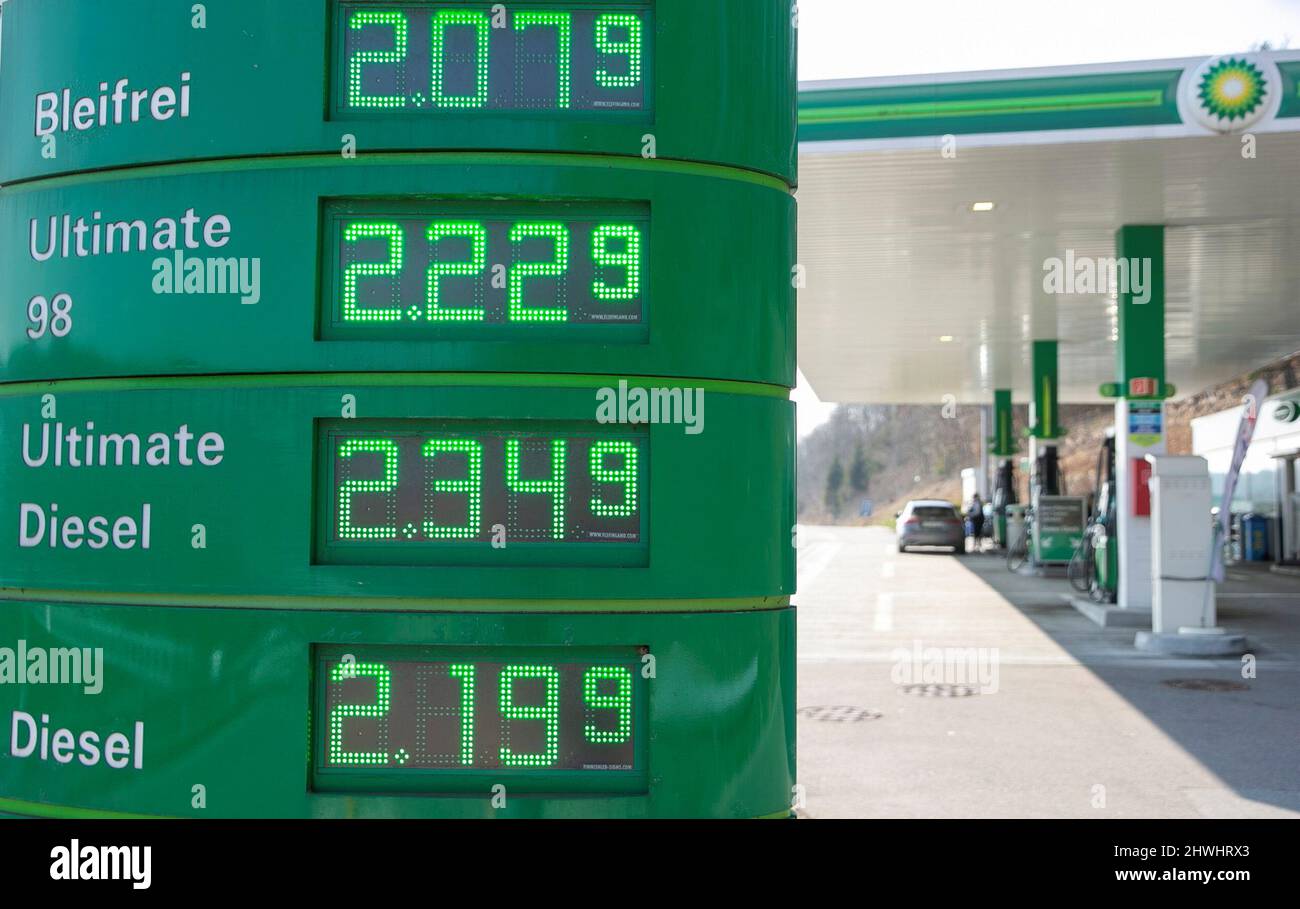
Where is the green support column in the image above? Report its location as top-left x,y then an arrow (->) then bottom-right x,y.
1028,339 -> 1080,560
1116,225 -> 1167,396
990,389 -> 1019,547
1030,340 -> 1061,440
992,389 -> 1017,457
1029,339 -> 1062,500
1111,225 -> 1167,612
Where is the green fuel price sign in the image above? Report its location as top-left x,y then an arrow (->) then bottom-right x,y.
0,0 -> 798,820
0,162 -> 793,382
0,602 -> 790,817
0,381 -> 794,601
336,3 -> 652,115
315,645 -> 646,793
0,0 -> 797,184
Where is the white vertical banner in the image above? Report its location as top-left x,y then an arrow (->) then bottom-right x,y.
1211,378 -> 1269,583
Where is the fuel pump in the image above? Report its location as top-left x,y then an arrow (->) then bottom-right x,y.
992,459 -> 1017,549
1069,430 -> 1118,602
1026,438 -> 1086,568
1032,443 -> 1061,498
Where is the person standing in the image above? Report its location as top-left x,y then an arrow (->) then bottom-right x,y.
966,494 -> 986,550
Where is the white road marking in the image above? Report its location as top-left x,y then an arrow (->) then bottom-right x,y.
797,540 -> 842,590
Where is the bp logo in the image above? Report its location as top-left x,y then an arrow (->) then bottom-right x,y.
1181,54 -> 1281,133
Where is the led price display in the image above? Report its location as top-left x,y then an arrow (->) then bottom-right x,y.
318,421 -> 648,565
322,200 -> 648,340
316,648 -> 643,784
336,2 -> 651,114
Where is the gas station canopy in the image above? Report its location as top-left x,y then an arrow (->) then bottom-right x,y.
797,53 -> 1300,404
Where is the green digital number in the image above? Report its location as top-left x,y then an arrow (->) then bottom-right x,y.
448,663 -> 476,766
328,661 -> 392,765
515,11 -> 572,108
591,224 -> 642,302
348,11 -> 409,109
583,666 -> 633,745
505,438 -> 567,540
431,9 -> 489,108
421,438 -> 483,540
498,664 -> 560,767
337,439 -> 400,540
509,222 -> 570,322
589,440 -> 640,518
341,222 -> 404,323
594,14 -> 643,89
426,221 -> 487,321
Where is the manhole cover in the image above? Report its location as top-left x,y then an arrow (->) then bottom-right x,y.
898,683 -> 980,698
1163,678 -> 1250,692
797,705 -> 882,722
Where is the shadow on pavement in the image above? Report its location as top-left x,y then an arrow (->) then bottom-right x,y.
953,551 -> 1300,814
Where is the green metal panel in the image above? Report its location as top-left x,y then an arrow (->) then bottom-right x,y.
0,377 -> 794,604
1031,340 -> 1061,439
0,0 -> 798,185
1115,225 -> 1165,395
1031,495 -> 1085,565
0,599 -> 796,818
1,156 -> 795,386
1096,533 -> 1117,595
799,69 -> 1183,143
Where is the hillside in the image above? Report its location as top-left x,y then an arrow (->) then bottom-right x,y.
798,349 -> 1300,526
798,402 -> 1111,524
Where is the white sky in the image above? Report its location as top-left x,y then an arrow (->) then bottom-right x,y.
793,0 -> 1300,438
797,0 -> 1299,83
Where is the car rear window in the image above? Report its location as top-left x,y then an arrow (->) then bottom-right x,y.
912,506 -> 957,518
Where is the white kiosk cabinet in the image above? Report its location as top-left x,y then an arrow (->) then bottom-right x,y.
1147,455 -> 1215,632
